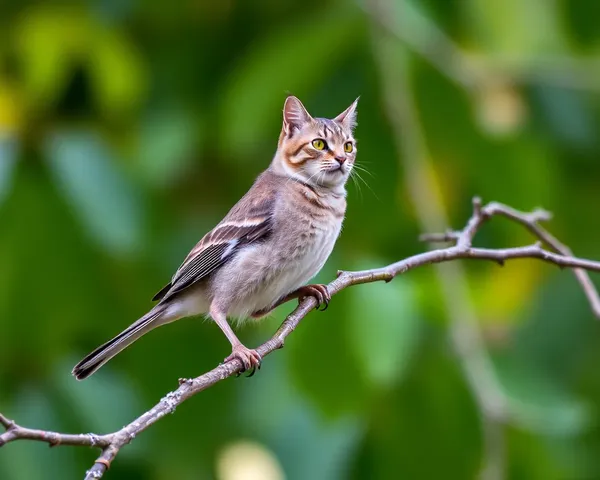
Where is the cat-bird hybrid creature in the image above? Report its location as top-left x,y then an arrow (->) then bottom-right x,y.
72,95 -> 359,379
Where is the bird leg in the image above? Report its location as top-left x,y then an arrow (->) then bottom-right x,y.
210,305 -> 261,374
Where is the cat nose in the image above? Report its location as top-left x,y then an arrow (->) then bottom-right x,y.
334,156 -> 346,165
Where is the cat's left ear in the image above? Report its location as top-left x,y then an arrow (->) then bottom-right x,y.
334,97 -> 359,130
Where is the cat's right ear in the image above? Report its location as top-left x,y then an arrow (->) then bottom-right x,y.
283,96 -> 312,135
334,97 -> 359,131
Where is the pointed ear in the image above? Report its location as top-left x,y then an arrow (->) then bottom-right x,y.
334,97 -> 359,130
283,96 -> 313,134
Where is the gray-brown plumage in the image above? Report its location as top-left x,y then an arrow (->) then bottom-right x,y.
72,95 -> 358,380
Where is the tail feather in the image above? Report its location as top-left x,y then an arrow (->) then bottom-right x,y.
72,306 -> 166,380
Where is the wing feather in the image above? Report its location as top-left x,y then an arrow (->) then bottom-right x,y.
152,172 -> 278,303
152,216 -> 272,302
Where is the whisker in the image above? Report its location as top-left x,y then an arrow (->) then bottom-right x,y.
354,159 -> 373,166
350,170 -> 363,201
350,167 -> 379,201
352,164 -> 375,178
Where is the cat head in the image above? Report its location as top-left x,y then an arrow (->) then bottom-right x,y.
273,96 -> 358,190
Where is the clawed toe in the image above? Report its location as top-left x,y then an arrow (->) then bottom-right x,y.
246,360 -> 261,377
225,344 -> 262,376
299,284 -> 331,311
312,289 -> 325,306
316,284 -> 331,311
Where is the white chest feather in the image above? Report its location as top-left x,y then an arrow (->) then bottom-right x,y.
248,216 -> 342,313
217,211 -> 342,319
278,217 -> 341,292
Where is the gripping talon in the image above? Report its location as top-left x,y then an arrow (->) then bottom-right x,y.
316,284 -> 330,311
298,284 -> 331,311
224,344 -> 261,377
315,291 -> 324,306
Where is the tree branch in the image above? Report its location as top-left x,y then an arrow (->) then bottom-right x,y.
420,198 -> 600,318
2,198 -> 600,478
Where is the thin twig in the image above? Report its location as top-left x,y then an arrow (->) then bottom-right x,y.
484,201 -> 600,318
421,199 -> 600,318
0,413 -> 111,449
2,198 -> 600,477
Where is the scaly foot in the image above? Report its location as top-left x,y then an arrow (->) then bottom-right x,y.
298,284 -> 331,311
224,344 -> 262,376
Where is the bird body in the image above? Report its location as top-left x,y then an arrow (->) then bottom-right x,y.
73,95 -> 358,379
210,171 -> 346,320
162,171 -> 346,321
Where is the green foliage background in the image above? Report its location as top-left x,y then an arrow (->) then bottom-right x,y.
1,1 -> 600,479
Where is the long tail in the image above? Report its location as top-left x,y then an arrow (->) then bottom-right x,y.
72,305 -> 167,380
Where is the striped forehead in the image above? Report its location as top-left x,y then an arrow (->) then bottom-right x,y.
315,118 -> 347,140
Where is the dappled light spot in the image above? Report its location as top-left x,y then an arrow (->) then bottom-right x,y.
216,440 -> 285,480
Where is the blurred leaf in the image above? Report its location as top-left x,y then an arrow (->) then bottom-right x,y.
275,408 -> 363,480
0,137 -> 17,205
506,428 -> 572,479
0,81 -> 23,132
14,6 -> 146,116
513,274 -> 596,381
218,5 -> 363,158
357,347 -> 482,479
564,0 -> 600,47
474,260 -> 542,324
489,274 -> 596,437
494,352 -> 591,437
0,160 -> 114,363
88,28 -> 148,117
14,6 -> 86,110
347,272 -> 421,389
533,86 -> 597,149
134,107 -> 199,188
44,130 -> 145,255
466,0 -> 566,56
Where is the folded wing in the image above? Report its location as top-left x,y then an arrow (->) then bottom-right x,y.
152,214 -> 272,303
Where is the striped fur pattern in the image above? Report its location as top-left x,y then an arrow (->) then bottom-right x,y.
273,96 -> 358,191
72,96 -> 358,379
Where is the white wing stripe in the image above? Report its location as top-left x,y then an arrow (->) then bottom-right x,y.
216,217 -> 267,229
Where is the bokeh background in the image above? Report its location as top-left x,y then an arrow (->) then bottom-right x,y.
2,0 -> 600,479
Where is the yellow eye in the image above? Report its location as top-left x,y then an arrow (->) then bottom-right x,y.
344,142 -> 354,153
312,139 -> 326,150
